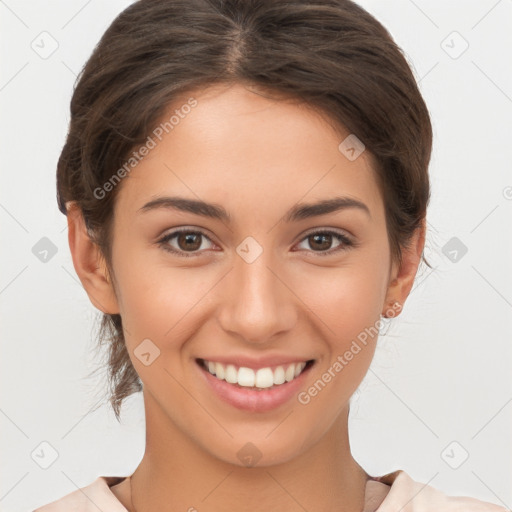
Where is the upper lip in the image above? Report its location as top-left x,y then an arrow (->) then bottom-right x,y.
196,355 -> 315,370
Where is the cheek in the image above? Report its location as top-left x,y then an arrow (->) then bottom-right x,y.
113,231 -> 387,353
114,254 -> 215,343
293,260 -> 384,344
294,267 -> 382,419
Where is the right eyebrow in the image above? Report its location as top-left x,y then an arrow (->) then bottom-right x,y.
138,196 -> 231,222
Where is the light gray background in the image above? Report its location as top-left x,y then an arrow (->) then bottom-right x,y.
1,1 -> 511,511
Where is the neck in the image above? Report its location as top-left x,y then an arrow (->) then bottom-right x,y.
129,391 -> 370,512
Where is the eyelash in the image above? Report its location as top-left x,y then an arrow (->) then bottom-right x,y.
157,228 -> 355,258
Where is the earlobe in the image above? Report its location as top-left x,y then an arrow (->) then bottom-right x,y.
66,202 -> 120,315
382,218 -> 427,318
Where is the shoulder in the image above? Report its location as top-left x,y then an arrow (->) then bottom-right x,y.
372,470 -> 510,512
32,476 -> 128,512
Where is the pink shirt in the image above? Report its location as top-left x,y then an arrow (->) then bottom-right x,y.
33,470 -> 509,511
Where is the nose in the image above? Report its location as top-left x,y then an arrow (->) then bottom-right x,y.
217,248 -> 297,344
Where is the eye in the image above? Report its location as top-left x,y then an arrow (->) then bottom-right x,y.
294,230 -> 354,256
157,228 -> 355,258
157,228 -> 215,257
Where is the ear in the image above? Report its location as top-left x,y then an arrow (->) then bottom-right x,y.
66,202 -> 120,315
382,218 -> 426,317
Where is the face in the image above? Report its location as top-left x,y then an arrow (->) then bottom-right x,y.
78,82 -> 418,467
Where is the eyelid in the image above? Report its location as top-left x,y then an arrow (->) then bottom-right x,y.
157,226 -> 355,257
299,226 -> 352,240
293,228 -> 354,256
157,227 -> 217,257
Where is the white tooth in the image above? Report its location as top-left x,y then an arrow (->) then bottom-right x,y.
225,364 -> 238,384
294,361 -> 307,377
255,368 -> 274,388
238,367 -> 255,387
215,362 -> 225,380
208,360 -> 308,387
285,364 -> 295,382
273,366 -> 285,385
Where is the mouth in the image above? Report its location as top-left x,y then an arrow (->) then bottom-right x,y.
195,358 -> 315,390
195,356 -> 316,412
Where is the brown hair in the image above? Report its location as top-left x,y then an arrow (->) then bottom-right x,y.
56,0 -> 433,421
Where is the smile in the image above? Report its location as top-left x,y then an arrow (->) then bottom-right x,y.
197,358 -> 314,390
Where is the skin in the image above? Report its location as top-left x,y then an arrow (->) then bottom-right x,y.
67,82 -> 425,511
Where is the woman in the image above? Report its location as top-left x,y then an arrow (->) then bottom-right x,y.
33,0 -> 508,510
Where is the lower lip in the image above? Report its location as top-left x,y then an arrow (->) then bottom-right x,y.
196,359 -> 314,412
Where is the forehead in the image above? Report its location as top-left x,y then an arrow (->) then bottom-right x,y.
114,82 -> 385,224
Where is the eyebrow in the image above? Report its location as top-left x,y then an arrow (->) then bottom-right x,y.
138,195 -> 371,222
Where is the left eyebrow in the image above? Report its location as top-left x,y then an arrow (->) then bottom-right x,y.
137,195 -> 371,222
284,196 -> 371,222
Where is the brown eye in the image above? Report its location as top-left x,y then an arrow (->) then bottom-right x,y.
308,233 -> 333,251
158,229 -> 214,257
295,230 -> 354,256
176,232 -> 202,251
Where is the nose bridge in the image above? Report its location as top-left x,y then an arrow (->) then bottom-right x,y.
218,242 -> 295,342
